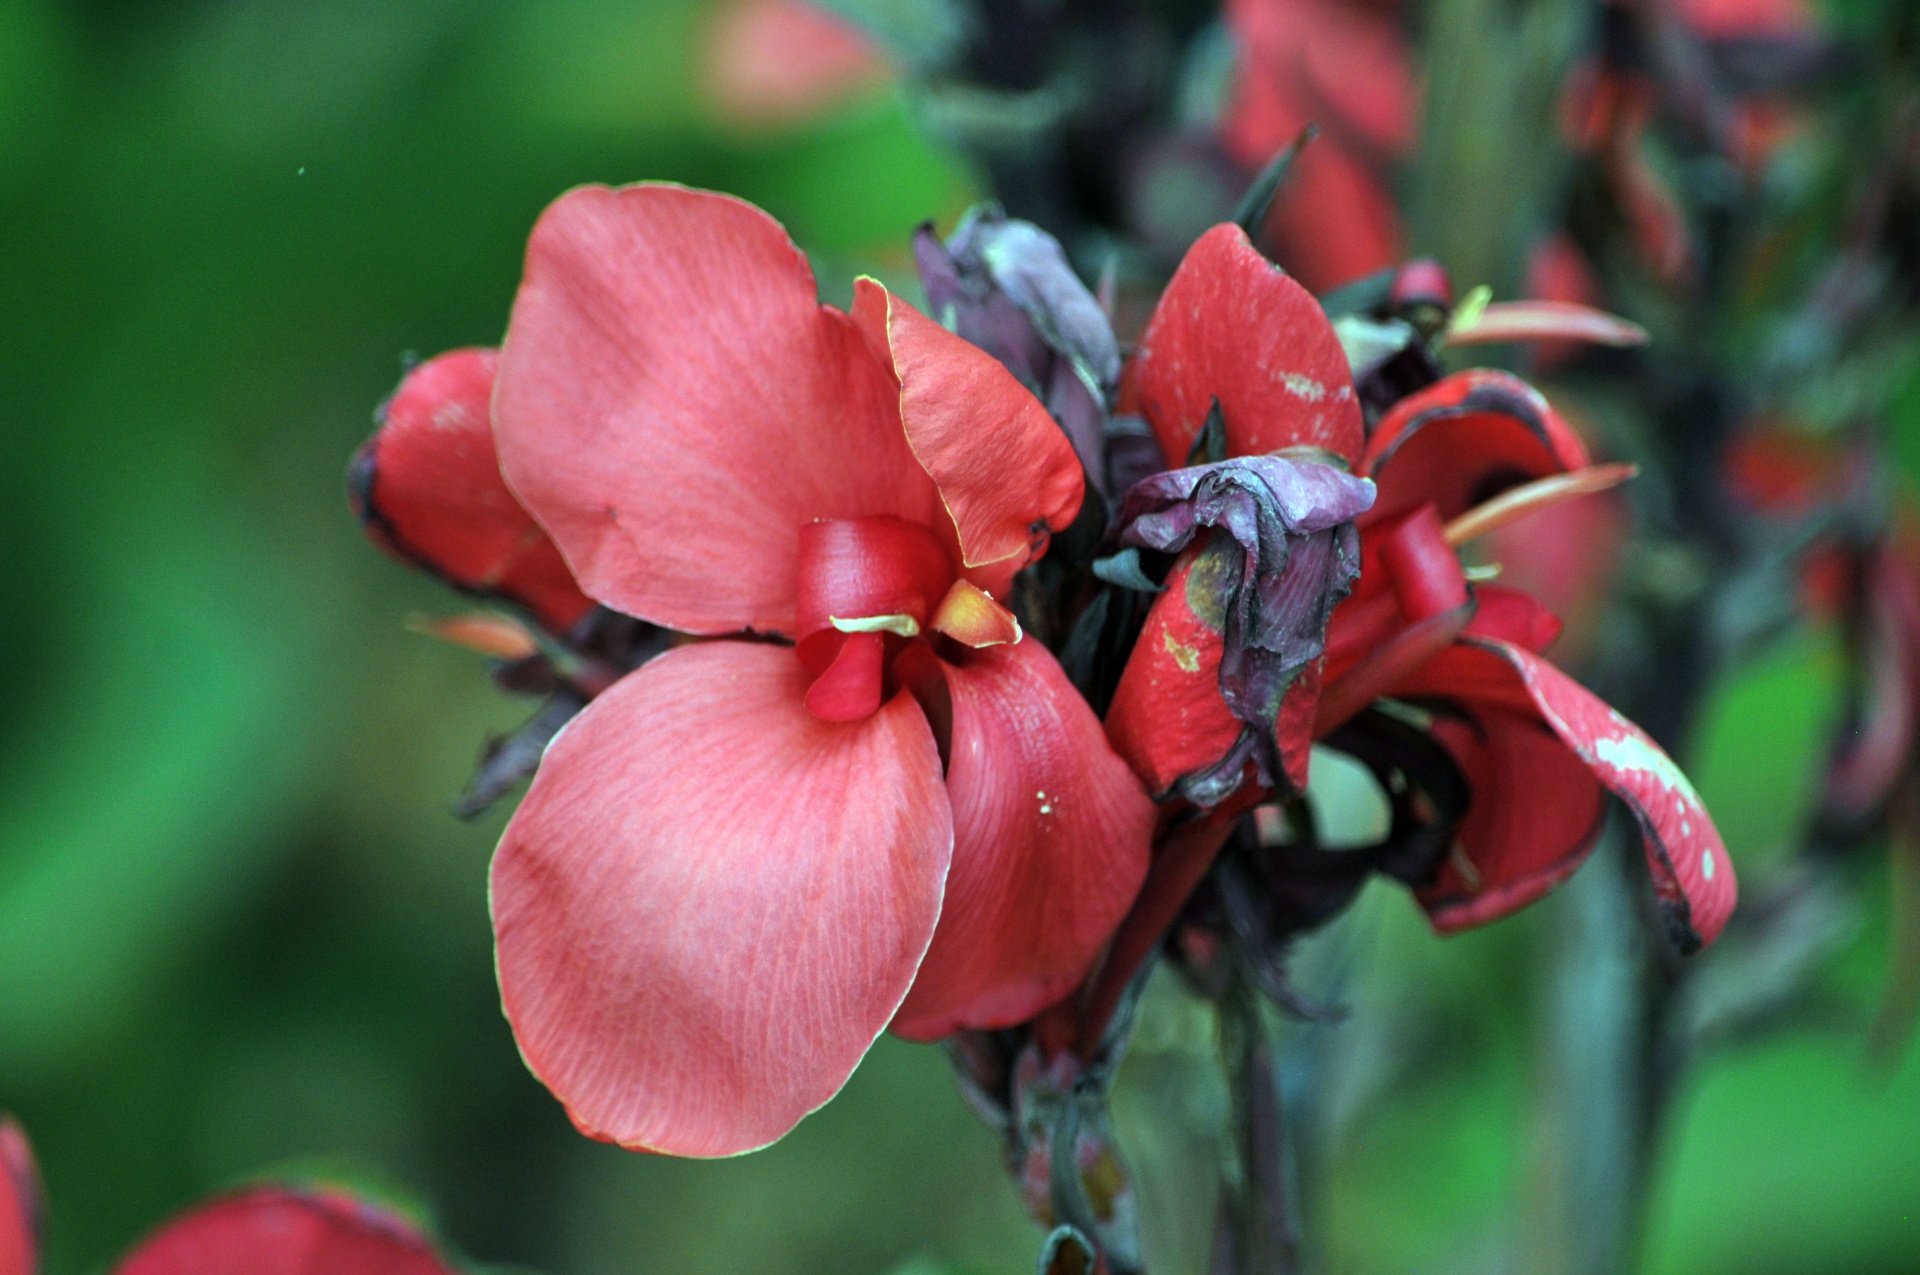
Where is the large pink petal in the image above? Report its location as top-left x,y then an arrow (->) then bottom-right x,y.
0,1119 -> 38,1275
891,639 -> 1155,1040
494,184 -> 941,636
1395,638 -> 1737,949
1125,223 -> 1364,468
113,1189 -> 457,1275
854,279 -> 1084,573
492,641 -> 953,1155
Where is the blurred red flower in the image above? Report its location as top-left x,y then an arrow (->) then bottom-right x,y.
1219,0 -> 1413,290
0,1117 -> 457,1275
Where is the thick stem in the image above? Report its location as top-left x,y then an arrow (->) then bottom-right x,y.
1212,975 -> 1300,1275
1525,819 -> 1662,1275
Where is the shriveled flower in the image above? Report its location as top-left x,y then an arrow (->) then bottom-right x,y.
913,205 -> 1123,494
1,1116 -> 460,1275
487,183 -> 1156,1157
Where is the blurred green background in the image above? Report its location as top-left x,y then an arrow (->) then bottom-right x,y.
0,1 -> 1915,1272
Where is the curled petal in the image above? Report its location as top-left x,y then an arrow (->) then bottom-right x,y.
892,639 -> 1154,1039
931,579 -> 1022,647
855,278 -> 1084,572
1415,705 -> 1609,932
494,184 -> 940,636
349,348 -> 591,635
1359,370 -> 1591,526
1126,224 -> 1364,466
1395,638 -> 1737,949
1,1118 -> 39,1275
492,642 -> 953,1155
113,1188 -> 458,1275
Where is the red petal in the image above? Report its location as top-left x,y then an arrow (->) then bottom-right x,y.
493,184 -> 941,636
1466,583 -> 1565,653
112,1188 -> 456,1275
491,641 -> 952,1155
1125,223 -> 1364,467
891,639 -> 1154,1039
1359,370 -> 1591,527
1395,638 -> 1737,949
1,1118 -> 39,1275
856,279 -> 1084,573
1103,549 -> 1246,800
349,348 -> 592,635
1415,704 -> 1609,931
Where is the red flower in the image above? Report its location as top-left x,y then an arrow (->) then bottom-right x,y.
350,347 -> 593,638
1103,224 -> 1735,958
0,1116 -> 458,1275
1219,0 -> 1413,291
701,0 -> 890,130
485,184 -> 1156,1157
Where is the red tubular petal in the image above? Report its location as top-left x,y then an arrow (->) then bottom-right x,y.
794,515 -> 956,668
1396,638 -> 1737,950
1466,583 -> 1565,653
492,641 -> 953,1155
1415,705 -> 1609,932
493,184 -> 941,637
1313,602 -> 1475,739
856,279 -> 1084,573
349,348 -> 592,635
1379,505 -> 1470,621
1103,550 -> 1246,800
803,631 -> 886,722
112,1189 -> 457,1275
1125,224 -> 1364,466
891,639 -> 1155,1040
1359,370 -> 1591,527
1,1118 -> 40,1275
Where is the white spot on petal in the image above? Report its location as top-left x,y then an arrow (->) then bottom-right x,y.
1701,849 -> 1715,881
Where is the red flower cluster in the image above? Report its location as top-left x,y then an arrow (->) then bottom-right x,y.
1100,227 -> 1735,984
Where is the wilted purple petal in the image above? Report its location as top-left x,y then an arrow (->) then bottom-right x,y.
1116,454 -> 1375,782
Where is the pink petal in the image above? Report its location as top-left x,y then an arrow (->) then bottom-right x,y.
1396,638 -> 1737,949
1,1118 -> 39,1275
491,641 -> 953,1155
494,184 -> 941,636
1125,223 -> 1364,468
1359,370 -> 1591,527
891,639 -> 1155,1039
1416,704 -> 1609,932
348,348 -> 592,635
855,279 -> 1084,573
112,1189 -> 456,1275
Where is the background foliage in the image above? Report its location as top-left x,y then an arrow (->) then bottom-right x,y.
0,0 -> 1915,1271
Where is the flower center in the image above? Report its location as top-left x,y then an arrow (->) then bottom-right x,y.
793,515 -> 1024,722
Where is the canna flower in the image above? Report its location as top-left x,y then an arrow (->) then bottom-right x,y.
1219,0 -> 1413,291
1101,224 -> 1735,966
0,1116 -> 460,1275
486,183 -> 1156,1157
